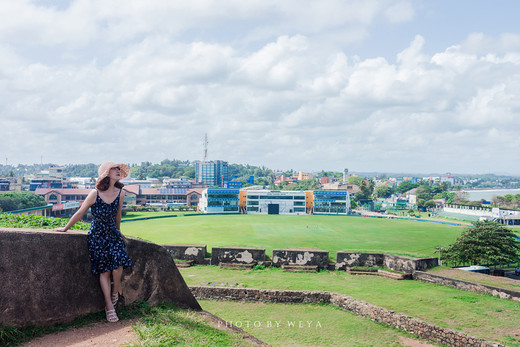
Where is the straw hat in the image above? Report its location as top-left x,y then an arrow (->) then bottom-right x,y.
96,161 -> 130,183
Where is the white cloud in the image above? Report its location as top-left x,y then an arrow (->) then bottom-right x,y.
460,32 -> 520,55
383,0 -> 415,23
1,1 -> 520,174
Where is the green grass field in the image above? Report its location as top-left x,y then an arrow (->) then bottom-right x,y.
122,210 -> 200,220
182,266 -> 520,346
199,300 -> 429,346
122,214 -> 463,259
7,213 -> 519,346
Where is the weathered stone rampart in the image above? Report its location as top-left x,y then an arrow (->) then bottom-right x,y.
163,244 -> 207,264
336,252 -> 438,273
190,286 -> 503,347
413,271 -> 520,302
272,248 -> 329,269
211,247 -> 265,265
0,228 -> 201,328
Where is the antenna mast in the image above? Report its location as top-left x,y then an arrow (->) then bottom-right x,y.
203,133 -> 208,162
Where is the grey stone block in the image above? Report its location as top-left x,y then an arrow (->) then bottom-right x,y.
163,244 -> 206,264
211,247 -> 265,265
0,228 -> 201,328
272,248 -> 329,269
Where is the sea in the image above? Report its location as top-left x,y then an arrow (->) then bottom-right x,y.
463,189 -> 520,201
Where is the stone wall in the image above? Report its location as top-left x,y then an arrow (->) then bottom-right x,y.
335,252 -> 384,270
190,286 -> 502,347
272,248 -> 329,269
383,255 -> 438,273
211,247 -> 265,265
413,271 -> 520,302
163,244 -> 206,264
192,286 -> 331,304
335,252 -> 438,273
0,228 -> 201,328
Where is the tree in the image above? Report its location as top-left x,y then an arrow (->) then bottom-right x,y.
284,179 -> 319,191
354,180 -> 374,201
416,185 -> 432,200
424,200 -> 437,210
396,181 -> 419,194
467,201 -> 482,207
374,185 -> 394,198
348,176 -> 364,186
0,192 -> 47,212
453,190 -> 469,204
442,221 -> 520,266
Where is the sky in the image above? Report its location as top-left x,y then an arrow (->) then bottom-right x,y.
1,1 -> 520,175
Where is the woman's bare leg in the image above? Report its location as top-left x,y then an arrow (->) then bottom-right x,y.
99,271 -> 114,310
112,266 -> 123,295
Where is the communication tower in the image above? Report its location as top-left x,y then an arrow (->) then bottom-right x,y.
203,133 -> 208,162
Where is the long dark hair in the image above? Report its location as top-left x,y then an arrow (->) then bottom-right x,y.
96,177 -> 125,191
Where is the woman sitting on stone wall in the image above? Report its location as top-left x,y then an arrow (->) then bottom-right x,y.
55,161 -> 133,323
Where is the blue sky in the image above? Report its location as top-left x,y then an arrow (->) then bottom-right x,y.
1,1 -> 520,175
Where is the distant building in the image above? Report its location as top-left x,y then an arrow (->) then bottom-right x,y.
198,188 -> 240,213
274,174 -> 296,185
321,182 -> 360,196
313,190 -> 350,215
224,181 -> 243,188
28,166 -> 76,191
343,168 -> 348,182
69,177 -> 95,189
163,177 -> 192,190
0,177 -> 21,191
0,178 -> 11,191
195,160 -> 228,187
35,188 -> 92,205
199,188 -> 350,215
320,176 -> 329,185
440,174 -> 455,185
186,189 -> 204,208
297,171 -> 312,181
121,178 -> 158,188
243,190 -> 307,215
48,166 -> 66,178
34,185 -> 203,210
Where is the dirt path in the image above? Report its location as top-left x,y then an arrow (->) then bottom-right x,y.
399,336 -> 437,347
21,318 -> 138,347
19,315 -> 437,347
20,319 -> 435,347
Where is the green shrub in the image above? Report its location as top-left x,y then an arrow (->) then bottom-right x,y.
0,192 -> 47,212
0,214 -> 89,230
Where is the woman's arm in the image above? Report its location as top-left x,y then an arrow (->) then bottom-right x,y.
55,190 -> 97,232
115,189 -> 125,231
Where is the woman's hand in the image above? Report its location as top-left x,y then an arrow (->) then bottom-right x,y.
55,227 -> 67,232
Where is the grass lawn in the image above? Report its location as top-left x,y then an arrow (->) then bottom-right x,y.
122,210 -> 200,221
199,300 -> 430,346
428,266 -> 520,292
0,302 -> 253,347
127,303 -> 255,347
122,214 -> 463,259
181,266 -> 520,346
3,301 -> 437,347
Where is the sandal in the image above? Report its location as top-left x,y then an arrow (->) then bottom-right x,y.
105,308 -> 119,323
111,292 -> 119,307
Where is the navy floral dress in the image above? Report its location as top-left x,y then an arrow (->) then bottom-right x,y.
88,189 -> 133,274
